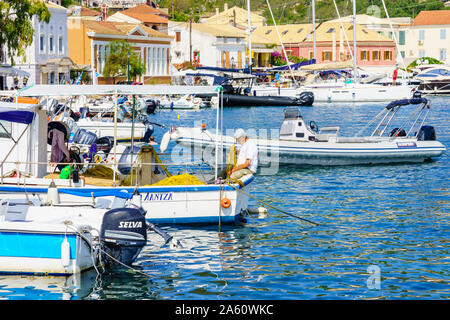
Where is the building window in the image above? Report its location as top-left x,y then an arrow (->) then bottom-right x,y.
399,31 -> 405,45
322,51 -> 332,61
440,29 -> 446,40
40,35 -> 45,52
372,50 -> 380,61
49,36 -> 54,53
360,50 -> 369,61
58,36 -> 63,53
419,50 -> 425,58
175,31 -> 181,42
383,51 -> 392,60
419,30 -> 425,41
440,49 -> 446,61
400,51 -> 405,58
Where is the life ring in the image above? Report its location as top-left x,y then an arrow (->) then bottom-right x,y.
220,197 -> 231,208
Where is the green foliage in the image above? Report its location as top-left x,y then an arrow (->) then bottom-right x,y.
0,0 -> 51,65
102,40 -> 145,83
407,57 -> 443,70
70,68 -> 91,83
159,0 -> 449,25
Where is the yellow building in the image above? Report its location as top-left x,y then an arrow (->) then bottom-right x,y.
67,17 -> 173,84
201,4 -> 266,28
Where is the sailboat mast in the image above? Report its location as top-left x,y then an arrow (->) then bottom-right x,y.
352,0 -> 358,82
247,0 -> 252,72
312,0 -> 316,61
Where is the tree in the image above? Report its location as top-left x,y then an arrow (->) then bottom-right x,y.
0,0 -> 50,65
102,40 -> 145,84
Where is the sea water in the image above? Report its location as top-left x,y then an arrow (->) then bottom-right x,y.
0,96 -> 448,300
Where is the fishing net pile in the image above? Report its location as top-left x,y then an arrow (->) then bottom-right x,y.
151,173 -> 205,186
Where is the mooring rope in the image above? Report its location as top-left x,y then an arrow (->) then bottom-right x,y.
227,181 -> 319,226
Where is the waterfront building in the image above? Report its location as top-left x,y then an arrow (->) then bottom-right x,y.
398,10 -> 450,65
200,3 -> 266,28
107,3 -> 169,32
1,1 -> 74,88
68,17 -> 172,84
168,22 -> 247,69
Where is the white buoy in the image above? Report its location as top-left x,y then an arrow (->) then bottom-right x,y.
47,180 -> 60,205
61,237 -> 71,267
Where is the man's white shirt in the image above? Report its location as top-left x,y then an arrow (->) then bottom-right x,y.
237,138 -> 258,173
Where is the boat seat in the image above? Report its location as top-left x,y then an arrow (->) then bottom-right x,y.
316,126 -> 340,142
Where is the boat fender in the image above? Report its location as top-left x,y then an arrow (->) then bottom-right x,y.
221,197 -> 231,208
47,180 -> 60,205
160,131 -> 171,153
61,237 -> 71,267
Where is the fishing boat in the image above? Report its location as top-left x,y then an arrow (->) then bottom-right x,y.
0,85 -> 254,225
168,96 -> 446,166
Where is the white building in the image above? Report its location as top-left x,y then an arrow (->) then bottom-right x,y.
169,21 -> 246,69
398,10 -> 450,66
3,1 -> 74,88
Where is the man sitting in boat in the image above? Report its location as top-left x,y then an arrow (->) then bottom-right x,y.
228,129 -> 258,180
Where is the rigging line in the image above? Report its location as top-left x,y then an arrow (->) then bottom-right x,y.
332,0 -> 354,61
265,0 -> 298,86
227,182 -> 319,226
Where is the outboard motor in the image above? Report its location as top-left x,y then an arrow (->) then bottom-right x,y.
99,207 -> 147,266
146,99 -> 158,114
417,125 -> 436,141
296,91 -> 314,106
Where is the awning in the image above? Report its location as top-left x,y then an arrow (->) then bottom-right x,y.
0,66 -> 30,77
16,84 -> 222,97
301,60 -> 353,71
0,102 -> 38,124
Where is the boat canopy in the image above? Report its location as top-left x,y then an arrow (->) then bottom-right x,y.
270,59 -> 316,71
0,102 -> 38,124
196,66 -> 251,74
15,84 -> 221,97
385,97 -> 428,110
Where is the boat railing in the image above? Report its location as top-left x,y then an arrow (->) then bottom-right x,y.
0,159 -> 213,187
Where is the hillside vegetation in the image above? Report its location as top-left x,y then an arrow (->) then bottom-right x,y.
160,0 -> 449,24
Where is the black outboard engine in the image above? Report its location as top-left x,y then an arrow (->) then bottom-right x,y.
99,207 -> 147,266
296,91 -> 314,106
417,125 -> 436,141
146,99 -> 158,114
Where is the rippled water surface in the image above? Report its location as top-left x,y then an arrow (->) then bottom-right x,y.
1,96 -> 449,300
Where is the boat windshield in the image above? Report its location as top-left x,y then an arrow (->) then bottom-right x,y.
283,107 -> 302,120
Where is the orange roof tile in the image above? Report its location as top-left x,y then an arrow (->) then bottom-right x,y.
122,12 -> 168,24
412,10 -> 450,26
80,7 -> 101,17
121,4 -> 169,18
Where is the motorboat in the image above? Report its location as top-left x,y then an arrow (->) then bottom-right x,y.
209,91 -> 314,107
0,85 -> 254,225
414,65 -> 450,95
252,78 -> 418,103
168,97 -> 446,166
157,94 -> 206,109
0,191 -> 174,275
